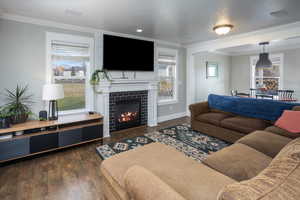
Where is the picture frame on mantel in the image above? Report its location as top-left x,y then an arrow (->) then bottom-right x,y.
206,61 -> 219,79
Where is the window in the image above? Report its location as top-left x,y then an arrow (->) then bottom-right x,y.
158,48 -> 178,105
250,54 -> 283,90
46,33 -> 94,114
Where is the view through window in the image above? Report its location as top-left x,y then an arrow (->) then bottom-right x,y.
158,48 -> 177,103
51,42 -> 90,112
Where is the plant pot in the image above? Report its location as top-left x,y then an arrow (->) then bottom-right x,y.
10,113 -> 28,124
0,117 -> 11,129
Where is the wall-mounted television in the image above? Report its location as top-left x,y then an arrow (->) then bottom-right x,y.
103,34 -> 154,71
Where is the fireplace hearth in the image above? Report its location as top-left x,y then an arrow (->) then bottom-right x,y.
109,91 -> 148,132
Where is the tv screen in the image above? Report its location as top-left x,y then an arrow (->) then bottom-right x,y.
103,34 -> 154,71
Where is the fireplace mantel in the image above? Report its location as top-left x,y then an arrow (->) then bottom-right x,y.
95,79 -> 158,137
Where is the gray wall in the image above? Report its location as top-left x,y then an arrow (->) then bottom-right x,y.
0,19 -> 187,118
230,55 -> 251,92
231,49 -> 300,99
194,52 -> 231,102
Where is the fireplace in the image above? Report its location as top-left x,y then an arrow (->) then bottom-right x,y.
109,91 -> 148,132
115,99 -> 141,130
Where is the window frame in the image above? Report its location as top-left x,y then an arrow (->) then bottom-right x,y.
46,32 -> 94,115
249,53 -> 284,90
157,47 -> 179,106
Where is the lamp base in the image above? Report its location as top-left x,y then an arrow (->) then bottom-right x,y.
48,100 -> 59,121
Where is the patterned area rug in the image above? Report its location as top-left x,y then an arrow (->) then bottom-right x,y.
96,124 -> 231,162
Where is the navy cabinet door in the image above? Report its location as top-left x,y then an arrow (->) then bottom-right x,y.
0,138 -> 30,161
82,125 -> 103,141
30,132 -> 58,153
59,129 -> 82,147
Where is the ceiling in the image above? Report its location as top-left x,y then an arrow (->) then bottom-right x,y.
1,0 -> 300,45
217,36 -> 300,56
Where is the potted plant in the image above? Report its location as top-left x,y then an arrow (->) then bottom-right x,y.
90,69 -> 111,85
90,69 -> 111,94
3,85 -> 34,124
0,108 -> 11,129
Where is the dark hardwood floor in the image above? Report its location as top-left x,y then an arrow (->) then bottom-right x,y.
0,117 -> 189,200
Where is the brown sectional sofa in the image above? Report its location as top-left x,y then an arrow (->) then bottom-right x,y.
100,100 -> 300,200
101,130 -> 300,200
189,101 -> 300,143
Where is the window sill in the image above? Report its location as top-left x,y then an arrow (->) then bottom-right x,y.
158,99 -> 178,106
58,109 -> 87,116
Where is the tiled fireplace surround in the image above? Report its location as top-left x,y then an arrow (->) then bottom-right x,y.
96,80 -> 158,137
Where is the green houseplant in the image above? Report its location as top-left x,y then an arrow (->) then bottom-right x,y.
90,69 -> 111,94
3,85 -> 34,124
90,69 -> 110,85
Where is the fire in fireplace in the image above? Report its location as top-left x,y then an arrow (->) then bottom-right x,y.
118,112 -> 138,123
114,99 -> 141,131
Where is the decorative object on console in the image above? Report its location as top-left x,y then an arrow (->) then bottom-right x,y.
42,84 -> 64,121
0,107 -> 11,129
2,85 -> 33,124
256,42 -> 272,69
39,110 -> 47,121
206,61 -> 219,79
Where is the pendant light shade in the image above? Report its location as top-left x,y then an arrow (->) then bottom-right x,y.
256,42 -> 272,69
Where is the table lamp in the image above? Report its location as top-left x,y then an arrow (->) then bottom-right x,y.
42,84 -> 64,120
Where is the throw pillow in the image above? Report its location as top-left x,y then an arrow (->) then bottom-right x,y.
275,110 -> 300,133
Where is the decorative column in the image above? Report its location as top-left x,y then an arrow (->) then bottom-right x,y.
147,81 -> 158,127
95,81 -> 111,138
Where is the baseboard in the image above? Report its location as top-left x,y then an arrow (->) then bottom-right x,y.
158,112 -> 187,123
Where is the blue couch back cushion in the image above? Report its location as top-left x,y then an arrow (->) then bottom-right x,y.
208,94 -> 300,121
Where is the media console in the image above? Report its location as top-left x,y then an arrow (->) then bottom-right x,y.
0,113 -> 103,163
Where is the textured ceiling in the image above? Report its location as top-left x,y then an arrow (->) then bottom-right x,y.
1,0 -> 300,45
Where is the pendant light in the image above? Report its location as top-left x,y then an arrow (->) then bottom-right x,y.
256,42 -> 272,69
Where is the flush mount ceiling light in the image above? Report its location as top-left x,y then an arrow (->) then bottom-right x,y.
213,24 -> 234,35
256,42 -> 272,69
136,28 -> 143,33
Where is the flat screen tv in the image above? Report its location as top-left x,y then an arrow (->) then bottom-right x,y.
103,34 -> 154,71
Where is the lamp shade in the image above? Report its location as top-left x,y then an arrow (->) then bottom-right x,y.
256,53 -> 272,69
42,84 -> 64,101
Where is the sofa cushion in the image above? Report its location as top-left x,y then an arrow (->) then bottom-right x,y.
124,165 -> 186,200
218,137 -> 300,200
203,143 -> 272,181
196,112 -> 232,126
265,125 -> 300,139
221,116 -> 270,134
237,131 -> 292,158
101,142 -> 236,200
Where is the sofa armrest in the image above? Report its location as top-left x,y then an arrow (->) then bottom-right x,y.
189,101 -> 210,119
292,106 -> 300,111
124,165 -> 186,200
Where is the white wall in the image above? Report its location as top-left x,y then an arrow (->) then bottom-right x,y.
231,48 -> 300,99
0,19 -> 187,118
193,52 -> 231,102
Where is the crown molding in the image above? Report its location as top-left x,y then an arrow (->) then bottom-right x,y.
186,21 -> 300,54
0,12 -> 182,48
